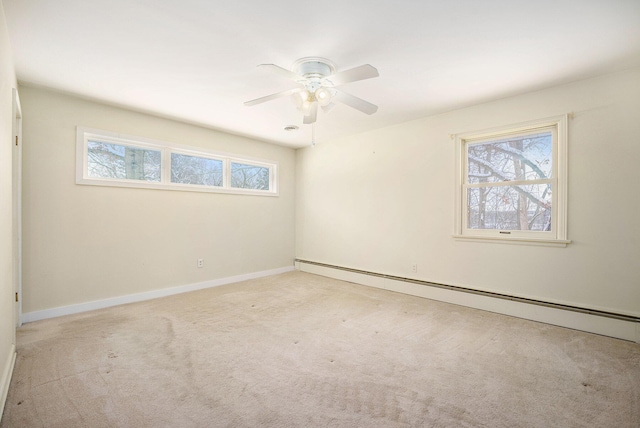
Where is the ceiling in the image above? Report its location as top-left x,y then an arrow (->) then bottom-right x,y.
4,1 -> 640,148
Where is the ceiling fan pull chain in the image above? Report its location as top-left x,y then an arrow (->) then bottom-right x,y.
311,123 -> 316,148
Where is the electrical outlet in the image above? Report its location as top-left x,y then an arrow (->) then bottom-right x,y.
197,258 -> 204,268
411,263 -> 417,273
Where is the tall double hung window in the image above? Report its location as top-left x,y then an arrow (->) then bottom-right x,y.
454,116 -> 568,246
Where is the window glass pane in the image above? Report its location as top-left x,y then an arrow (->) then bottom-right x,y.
171,153 -> 223,187
231,162 -> 270,190
467,184 -> 552,231
87,141 -> 160,182
467,131 -> 552,184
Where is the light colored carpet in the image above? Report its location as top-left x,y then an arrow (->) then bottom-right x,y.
1,271 -> 639,427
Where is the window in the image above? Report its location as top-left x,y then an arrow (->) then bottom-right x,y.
87,140 -> 161,182
454,116 -> 569,246
77,128 -> 278,196
171,152 -> 223,187
230,161 -> 271,191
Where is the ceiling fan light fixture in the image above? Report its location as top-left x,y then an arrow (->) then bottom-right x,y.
301,99 -> 313,115
315,87 -> 333,106
291,90 -> 309,109
321,102 -> 336,114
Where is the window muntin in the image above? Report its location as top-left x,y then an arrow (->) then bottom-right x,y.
455,116 -> 568,245
77,128 -> 278,196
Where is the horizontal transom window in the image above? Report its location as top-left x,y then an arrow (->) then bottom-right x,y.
76,127 -> 278,196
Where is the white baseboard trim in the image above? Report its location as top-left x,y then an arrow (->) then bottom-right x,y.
297,262 -> 640,343
0,345 -> 16,421
22,266 -> 295,324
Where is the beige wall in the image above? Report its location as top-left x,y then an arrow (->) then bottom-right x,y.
0,0 -> 17,413
296,68 -> 640,317
20,86 -> 296,313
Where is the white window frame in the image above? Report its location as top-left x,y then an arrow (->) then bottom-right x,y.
453,115 -> 569,247
76,127 -> 278,196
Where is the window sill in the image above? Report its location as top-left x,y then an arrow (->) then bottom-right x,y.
76,177 -> 279,197
452,235 -> 571,247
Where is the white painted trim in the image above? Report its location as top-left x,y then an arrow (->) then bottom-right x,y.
22,266 -> 294,323
12,88 -> 23,328
299,263 -> 639,343
452,234 -> 571,247
0,345 -> 16,421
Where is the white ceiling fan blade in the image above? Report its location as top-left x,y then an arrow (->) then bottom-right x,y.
325,64 -> 379,86
244,88 -> 301,106
333,90 -> 378,115
258,64 -> 303,82
303,102 -> 318,124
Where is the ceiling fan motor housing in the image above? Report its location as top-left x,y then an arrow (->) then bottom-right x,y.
293,57 -> 336,80
293,58 -> 336,97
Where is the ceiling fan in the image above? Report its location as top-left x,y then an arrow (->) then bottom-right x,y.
244,57 -> 379,125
